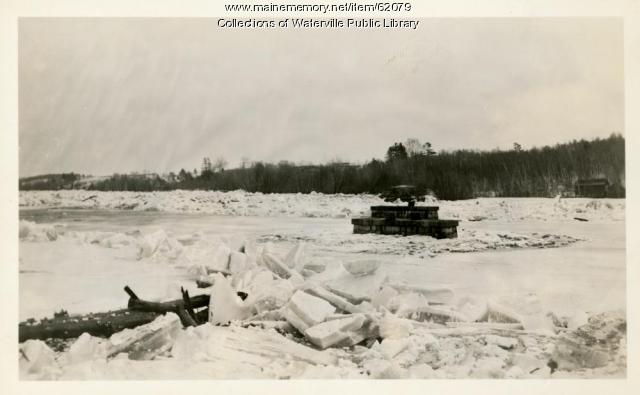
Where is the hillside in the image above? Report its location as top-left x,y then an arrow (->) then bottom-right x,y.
19,134 -> 625,199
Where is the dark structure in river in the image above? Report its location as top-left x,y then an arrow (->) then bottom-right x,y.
351,185 -> 459,239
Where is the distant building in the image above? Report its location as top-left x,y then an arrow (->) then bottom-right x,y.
574,178 -> 610,198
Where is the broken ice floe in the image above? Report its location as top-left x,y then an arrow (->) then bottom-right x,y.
20,191 -> 625,222
257,228 -> 582,258
19,239 -> 626,379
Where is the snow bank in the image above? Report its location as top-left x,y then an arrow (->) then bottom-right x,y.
19,190 -> 624,221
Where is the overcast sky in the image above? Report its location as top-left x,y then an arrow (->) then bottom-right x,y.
19,18 -> 623,177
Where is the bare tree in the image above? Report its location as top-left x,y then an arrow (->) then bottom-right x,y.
213,157 -> 228,172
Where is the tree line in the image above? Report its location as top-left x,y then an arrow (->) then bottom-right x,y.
20,134 -> 625,200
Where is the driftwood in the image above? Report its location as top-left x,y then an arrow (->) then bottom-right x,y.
19,285 -> 250,342
19,309 -> 159,342
19,287 -> 208,341
125,286 -> 203,327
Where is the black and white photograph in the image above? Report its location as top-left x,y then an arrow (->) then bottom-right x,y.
2,0 -> 639,388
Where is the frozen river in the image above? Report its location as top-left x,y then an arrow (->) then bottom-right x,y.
19,208 -> 625,321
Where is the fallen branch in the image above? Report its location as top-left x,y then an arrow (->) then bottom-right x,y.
124,285 -> 247,327
125,285 -> 206,327
181,287 -> 199,324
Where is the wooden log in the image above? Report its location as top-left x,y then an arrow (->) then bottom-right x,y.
19,285 -> 248,342
19,287 -> 207,342
181,287 -> 199,324
126,294 -> 210,311
125,286 -> 210,313
19,309 -> 160,342
125,286 -> 207,327
175,305 -> 198,327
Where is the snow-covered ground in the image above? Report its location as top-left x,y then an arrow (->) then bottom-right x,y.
18,191 -> 626,379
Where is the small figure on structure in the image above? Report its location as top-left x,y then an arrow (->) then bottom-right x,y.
380,185 -> 426,208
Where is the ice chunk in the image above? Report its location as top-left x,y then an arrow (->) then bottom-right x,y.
108,313 -> 182,360
182,241 -> 231,273
247,278 -> 295,314
376,338 -> 411,359
305,261 -> 350,285
566,310 -> 589,330
239,238 -> 257,254
284,242 -> 308,272
63,333 -> 108,364
303,259 -> 328,274
481,295 -> 556,333
326,271 -> 388,304
240,269 -> 276,294
504,294 -> 551,329
187,264 -> 208,277
378,312 -> 413,339
137,229 -> 183,261
101,232 -> 135,248
20,339 -> 59,377
263,252 -> 304,285
209,244 -> 232,272
371,286 -> 399,309
388,292 -> 430,318
306,286 -> 372,314
243,270 -> 294,314
387,282 -> 454,304
304,314 -> 366,349
19,220 -> 62,242
228,251 -> 252,273
209,273 -> 251,325
480,300 -> 523,324
282,307 -> 312,333
172,324 -> 336,366
301,269 -> 317,278
343,260 -> 380,277
287,290 -> 336,327
456,295 -> 488,322
552,311 -> 625,370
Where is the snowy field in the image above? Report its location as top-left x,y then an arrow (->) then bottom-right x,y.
18,191 -> 626,379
